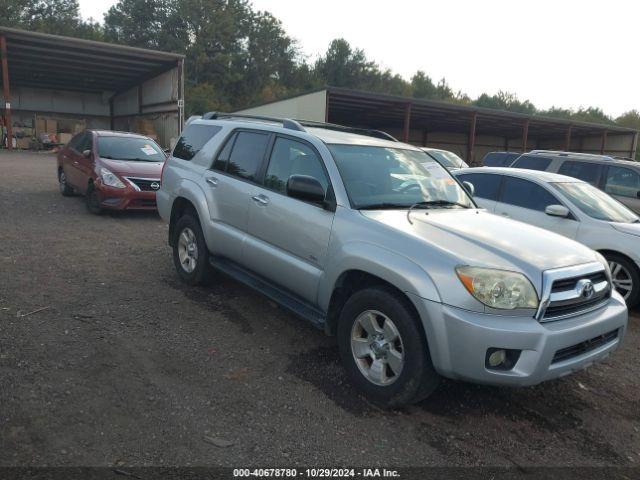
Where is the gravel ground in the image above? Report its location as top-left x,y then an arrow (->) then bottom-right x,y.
0,151 -> 638,468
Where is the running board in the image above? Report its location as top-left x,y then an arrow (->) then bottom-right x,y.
209,256 -> 326,329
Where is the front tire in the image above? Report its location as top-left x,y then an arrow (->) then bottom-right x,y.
337,287 -> 440,408
58,169 -> 74,196
172,214 -> 212,285
85,183 -> 103,215
605,253 -> 640,308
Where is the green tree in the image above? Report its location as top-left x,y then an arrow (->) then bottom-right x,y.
474,91 -> 536,114
0,0 -> 102,38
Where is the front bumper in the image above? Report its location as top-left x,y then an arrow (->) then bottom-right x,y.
95,183 -> 158,210
410,290 -> 628,386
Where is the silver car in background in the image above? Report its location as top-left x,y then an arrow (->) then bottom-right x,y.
158,114 -> 627,407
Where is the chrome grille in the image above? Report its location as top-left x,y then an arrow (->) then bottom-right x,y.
537,262 -> 611,322
126,177 -> 161,191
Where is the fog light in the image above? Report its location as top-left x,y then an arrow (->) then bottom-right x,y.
488,349 -> 506,367
485,348 -> 521,371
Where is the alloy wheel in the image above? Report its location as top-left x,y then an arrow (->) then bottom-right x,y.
351,309 -> 404,386
609,261 -> 633,300
177,227 -> 198,273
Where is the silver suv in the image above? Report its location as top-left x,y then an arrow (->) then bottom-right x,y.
158,114 -> 628,407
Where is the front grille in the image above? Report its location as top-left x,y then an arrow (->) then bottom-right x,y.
551,271 -> 608,293
544,296 -> 608,318
552,329 -> 619,364
127,177 -> 161,191
541,265 -> 611,322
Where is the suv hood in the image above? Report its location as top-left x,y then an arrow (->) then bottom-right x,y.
361,208 -> 598,277
100,158 -> 164,178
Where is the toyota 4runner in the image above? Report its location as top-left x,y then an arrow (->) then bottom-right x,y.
158,113 -> 628,407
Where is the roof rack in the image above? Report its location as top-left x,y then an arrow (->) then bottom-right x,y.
295,119 -> 398,142
202,111 -> 305,132
200,111 -> 398,142
529,150 -> 615,160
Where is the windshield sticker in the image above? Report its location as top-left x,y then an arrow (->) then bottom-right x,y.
421,162 -> 450,179
141,145 -> 156,156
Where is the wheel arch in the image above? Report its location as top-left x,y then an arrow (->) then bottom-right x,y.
325,269 -> 425,336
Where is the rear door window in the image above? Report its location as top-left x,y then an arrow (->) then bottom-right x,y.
173,124 -> 222,161
227,131 -> 271,182
500,176 -> 559,212
457,173 -> 502,200
604,166 -> 640,198
511,155 -> 552,171
558,160 -> 601,186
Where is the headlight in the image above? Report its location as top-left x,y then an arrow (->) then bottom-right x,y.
100,167 -> 125,188
456,266 -> 539,310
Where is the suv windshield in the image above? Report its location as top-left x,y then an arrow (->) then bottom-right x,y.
329,145 -> 474,210
98,136 -> 165,162
552,181 -> 638,223
425,150 -> 468,169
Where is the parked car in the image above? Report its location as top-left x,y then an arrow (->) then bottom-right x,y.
508,150 -> 640,214
482,151 -> 521,167
454,167 -> 640,306
421,147 -> 468,171
158,113 -> 627,407
57,130 -> 166,214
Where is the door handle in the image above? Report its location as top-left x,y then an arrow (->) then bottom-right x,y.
205,177 -> 218,187
73,161 -> 79,165
252,194 -> 269,206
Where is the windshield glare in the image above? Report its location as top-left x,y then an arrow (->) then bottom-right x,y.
98,136 -> 165,162
426,150 -> 467,169
552,182 -> 638,223
328,145 -> 474,210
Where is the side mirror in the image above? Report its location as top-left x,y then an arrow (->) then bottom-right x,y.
462,180 -> 475,197
287,174 -> 325,204
545,204 -> 570,218
82,149 -> 91,158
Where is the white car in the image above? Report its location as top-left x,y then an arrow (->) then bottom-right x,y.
421,148 -> 469,171
454,167 -> 640,306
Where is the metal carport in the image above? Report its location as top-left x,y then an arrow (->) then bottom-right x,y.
0,27 -> 185,149
236,87 -> 639,164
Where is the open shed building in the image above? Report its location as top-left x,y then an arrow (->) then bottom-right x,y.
236,87 -> 639,164
0,27 -> 184,150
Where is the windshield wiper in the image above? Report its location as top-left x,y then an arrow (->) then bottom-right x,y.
413,200 -> 471,209
358,203 -> 410,210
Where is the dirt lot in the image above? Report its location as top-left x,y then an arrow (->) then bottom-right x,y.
0,151 -> 639,468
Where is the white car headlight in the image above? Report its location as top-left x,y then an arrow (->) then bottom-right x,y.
100,167 -> 125,188
456,266 -> 539,310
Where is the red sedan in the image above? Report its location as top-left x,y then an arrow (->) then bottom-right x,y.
57,130 -> 166,214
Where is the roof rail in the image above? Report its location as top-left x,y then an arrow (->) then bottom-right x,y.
295,119 -> 398,142
201,111 -> 398,142
201,111 -> 306,132
529,149 -> 615,160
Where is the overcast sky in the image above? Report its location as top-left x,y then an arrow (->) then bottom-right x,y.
78,0 -> 639,117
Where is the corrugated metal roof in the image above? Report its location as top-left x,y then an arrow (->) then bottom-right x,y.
0,27 -> 183,94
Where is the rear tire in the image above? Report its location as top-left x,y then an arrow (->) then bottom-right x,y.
172,213 -> 212,285
58,169 -> 74,196
337,286 -> 440,408
605,253 -> 640,308
85,183 -> 102,215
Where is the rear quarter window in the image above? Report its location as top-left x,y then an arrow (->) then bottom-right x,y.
457,173 -> 502,200
173,124 -> 222,161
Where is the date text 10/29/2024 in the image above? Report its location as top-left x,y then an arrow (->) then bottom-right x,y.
233,468 -> 400,478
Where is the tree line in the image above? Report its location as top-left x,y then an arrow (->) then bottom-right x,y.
3,0 -> 640,139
